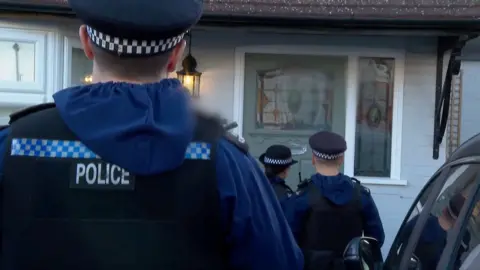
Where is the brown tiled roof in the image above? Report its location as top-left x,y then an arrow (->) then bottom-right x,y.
1,0 -> 480,21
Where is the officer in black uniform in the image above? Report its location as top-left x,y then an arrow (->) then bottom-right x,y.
259,145 -> 297,207
289,131 -> 385,270
0,0 -> 304,269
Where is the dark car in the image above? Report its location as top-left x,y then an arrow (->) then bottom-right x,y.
344,133 -> 480,270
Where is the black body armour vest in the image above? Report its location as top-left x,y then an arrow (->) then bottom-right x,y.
271,182 -> 293,201
1,104 -> 231,270
298,180 -> 363,268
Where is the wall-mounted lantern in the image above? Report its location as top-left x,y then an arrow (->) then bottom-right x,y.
177,31 -> 201,98
83,74 -> 93,84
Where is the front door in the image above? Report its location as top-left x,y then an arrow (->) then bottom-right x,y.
242,52 -> 348,189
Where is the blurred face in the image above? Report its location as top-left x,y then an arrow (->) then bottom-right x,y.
438,208 -> 455,230
438,193 -> 466,231
279,167 -> 290,179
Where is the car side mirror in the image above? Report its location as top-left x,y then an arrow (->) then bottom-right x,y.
343,237 -> 383,270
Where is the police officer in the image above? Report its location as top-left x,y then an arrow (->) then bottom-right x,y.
0,0 -> 303,269
290,131 -> 384,270
259,145 -> 297,207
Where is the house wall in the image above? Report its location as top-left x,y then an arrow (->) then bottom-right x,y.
459,61 -> 480,144
190,29 -> 445,253
458,38 -> 480,144
0,19 -> 446,254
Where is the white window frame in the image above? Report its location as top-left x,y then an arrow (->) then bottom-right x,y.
63,35 -> 85,89
233,45 -> 405,186
0,27 -> 49,107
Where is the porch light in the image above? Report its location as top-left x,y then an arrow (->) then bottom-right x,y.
177,32 -> 201,98
83,74 -> 93,84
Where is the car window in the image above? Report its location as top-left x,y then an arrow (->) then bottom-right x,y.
453,189 -> 480,270
384,167 -> 440,268
385,163 -> 480,270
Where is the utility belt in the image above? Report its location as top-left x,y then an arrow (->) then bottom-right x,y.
303,249 -> 346,270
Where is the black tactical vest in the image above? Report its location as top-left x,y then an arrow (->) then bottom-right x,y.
1,103 -> 231,270
271,182 -> 293,200
298,180 -> 363,255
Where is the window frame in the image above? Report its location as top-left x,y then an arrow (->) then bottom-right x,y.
233,45 -> 405,185
0,26 -> 49,107
62,35 -> 85,89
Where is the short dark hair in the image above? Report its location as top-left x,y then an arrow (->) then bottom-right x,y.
314,156 -> 343,166
92,44 -> 172,80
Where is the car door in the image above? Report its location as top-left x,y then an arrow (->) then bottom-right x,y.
384,158 -> 480,270
449,190 -> 480,270
436,162 -> 480,270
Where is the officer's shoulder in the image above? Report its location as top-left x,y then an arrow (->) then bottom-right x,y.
9,103 -> 56,124
351,177 -> 371,195
295,179 -> 312,196
222,133 -> 248,154
195,110 -> 249,155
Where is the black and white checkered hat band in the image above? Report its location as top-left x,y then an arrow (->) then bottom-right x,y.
264,157 -> 293,165
86,26 -> 185,56
312,150 -> 343,160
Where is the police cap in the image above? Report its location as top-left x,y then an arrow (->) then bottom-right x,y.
69,0 -> 203,57
259,145 -> 298,167
309,131 -> 346,160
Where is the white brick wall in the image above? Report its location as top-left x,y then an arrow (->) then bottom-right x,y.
189,28 -> 446,254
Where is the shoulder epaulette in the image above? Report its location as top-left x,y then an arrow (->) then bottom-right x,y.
195,110 -> 223,127
195,110 -> 248,154
9,103 -> 56,124
351,177 -> 370,194
295,179 -> 312,195
297,179 -> 310,189
223,132 -> 249,154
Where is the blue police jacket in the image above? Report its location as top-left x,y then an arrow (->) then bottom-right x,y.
268,176 -> 295,218
290,173 -> 385,247
0,79 -> 303,270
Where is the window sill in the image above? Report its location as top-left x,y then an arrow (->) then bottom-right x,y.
0,92 -> 45,107
354,177 -> 407,186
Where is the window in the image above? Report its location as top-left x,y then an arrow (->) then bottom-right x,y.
70,48 -> 93,86
252,53 -> 346,133
0,27 -> 47,94
63,36 -> 93,88
0,41 -> 35,82
385,163 -> 480,269
236,47 -> 404,184
354,57 -> 395,177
